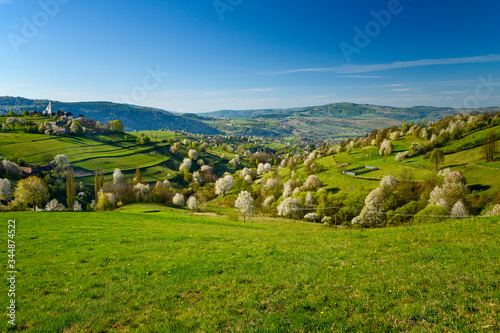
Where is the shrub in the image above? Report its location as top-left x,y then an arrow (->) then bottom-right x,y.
414,205 -> 449,224
321,216 -> 333,225
304,213 -> 321,223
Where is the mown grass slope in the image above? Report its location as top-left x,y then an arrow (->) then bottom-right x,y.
2,208 -> 499,332
316,125 -> 500,194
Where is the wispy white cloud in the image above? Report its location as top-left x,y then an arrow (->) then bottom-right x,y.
337,54 -> 500,74
202,88 -> 274,96
0,0 -> 14,4
340,75 -> 388,79
263,54 -> 500,76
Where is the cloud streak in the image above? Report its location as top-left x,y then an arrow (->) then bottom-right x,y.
263,54 -> 500,75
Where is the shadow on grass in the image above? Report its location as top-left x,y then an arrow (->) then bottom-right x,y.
467,184 -> 491,192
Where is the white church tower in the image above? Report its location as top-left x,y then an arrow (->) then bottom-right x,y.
42,101 -> 52,116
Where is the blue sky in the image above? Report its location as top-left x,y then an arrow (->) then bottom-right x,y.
1,0 -> 499,112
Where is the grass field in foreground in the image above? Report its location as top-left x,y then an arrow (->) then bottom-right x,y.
1,206 -> 499,332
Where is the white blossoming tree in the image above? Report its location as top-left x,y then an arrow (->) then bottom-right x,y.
451,200 -> 468,219
379,139 -> 393,157
113,168 -> 125,184
239,167 -> 252,179
173,193 -> 185,207
244,175 -> 253,184
257,163 -> 265,175
0,178 -> 13,202
73,200 -> 83,211
380,175 -> 398,189
304,213 -> 321,223
188,149 -> 198,160
187,196 -> 198,211
2,160 -> 22,177
134,183 -> 150,201
277,197 -> 301,219
302,175 -> 321,191
352,187 -> 388,227
179,158 -> 192,172
485,204 -> 500,216
234,191 -> 255,223
429,171 -> 467,210
192,171 -> 203,185
45,199 -> 66,211
54,154 -> 70,170
215,175 -> 235,196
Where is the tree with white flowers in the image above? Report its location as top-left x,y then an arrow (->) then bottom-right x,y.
134,183 -> 150,201
188,149 -> 198,160
380,175 -> 398,189
302,175 -> 321,191
451,200 -> 468,219
244,175 -> 253,184
304,213 -> 321,223
215,175 -> 235,196
429,170 -> 467,210
352,186 -> 388,227
485,204 -> 500,217
229,154 -> 240,167
239,167 -> 252,179
179,158 -> 192,172
0,179 -> 13,202
2,160 -> 22,177
395,151 -> 409,163
379,139 -> 393,156
262,196 -> 275,208
173,193 -> 185,207
235,191 -> 255,223
277,197 -> 301,218
113,168 -> 125,184
187,196 -> 198,211
45,199 -> 66,211
192,171 -> 203,185
54,154 -> 70,170
257,163 -> 265,175
5,117 -> 18,129
73,201 -> 82,211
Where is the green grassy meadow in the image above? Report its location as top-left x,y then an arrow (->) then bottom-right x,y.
1,207 -> 499,332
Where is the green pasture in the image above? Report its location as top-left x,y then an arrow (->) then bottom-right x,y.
1,208 -> 499,332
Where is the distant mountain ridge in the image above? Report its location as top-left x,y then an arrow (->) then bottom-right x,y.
199,103 -> 469,120
1,97 -> 498,140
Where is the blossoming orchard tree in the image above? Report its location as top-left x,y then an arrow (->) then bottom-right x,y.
14,176 -> 50,210
0,178 -> 13,203
234,191 -> 255,223
215,175 -> 235,196
187,196 -> 198,211
113,168 -> 125,184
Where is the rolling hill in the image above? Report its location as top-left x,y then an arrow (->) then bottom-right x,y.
2,96 -> 499,141
0,96 -> 220,135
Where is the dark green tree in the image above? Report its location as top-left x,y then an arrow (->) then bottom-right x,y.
429,148 -> 445,170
